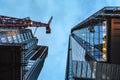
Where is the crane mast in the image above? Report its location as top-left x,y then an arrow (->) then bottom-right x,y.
0,15 -> 52,33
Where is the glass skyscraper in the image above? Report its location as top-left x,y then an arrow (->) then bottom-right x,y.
0,17 -> 48,80
65,7 -> 120,80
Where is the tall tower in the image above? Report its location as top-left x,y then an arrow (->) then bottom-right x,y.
65,7 -> 120,80
0,15 -> 52,80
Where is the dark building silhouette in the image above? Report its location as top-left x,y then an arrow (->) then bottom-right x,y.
65,7 -> 120,80
0,15 -> 52,80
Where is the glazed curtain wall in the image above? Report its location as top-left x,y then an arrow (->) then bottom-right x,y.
72,21 -> 107,61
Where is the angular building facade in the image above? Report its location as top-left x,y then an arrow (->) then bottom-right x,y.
0,16 -> 52,80
65,7 -> 120,80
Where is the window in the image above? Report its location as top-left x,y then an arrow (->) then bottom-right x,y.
7,35 -> 13,43
17,34 -> 22,43
13,35 -> 18,43
1,37 -> 7,43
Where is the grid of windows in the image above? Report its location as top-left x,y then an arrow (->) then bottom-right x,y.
66,7 -> 120,80
71,36 -> 85,61
0,29 -> 33,44
73,21 -> 107,61
0,29 -> 48,80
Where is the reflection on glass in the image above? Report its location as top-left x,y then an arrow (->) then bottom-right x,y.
102,21 -> 107,60
1,37 -> 7,43
71,36 -> 85,61
17,34 -> 22,43
7,36 -> 13,43
13,35 -> 18,43
73,21 -> 107,61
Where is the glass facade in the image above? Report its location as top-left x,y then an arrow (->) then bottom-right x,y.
72,21 -> 107,61
65,7 -> 120,80
0,29 -> 48,80
66,23 -> 120,79
71,36 -> 85,61
68,35 -> 96,80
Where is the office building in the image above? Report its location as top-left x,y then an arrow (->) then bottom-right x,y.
65,7 -> 120,80
0,15 -> 52,80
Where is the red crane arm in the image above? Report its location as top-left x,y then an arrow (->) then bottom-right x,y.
0,15 -> 53,33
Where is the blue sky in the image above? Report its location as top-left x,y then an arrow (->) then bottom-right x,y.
0,0 -> 120,80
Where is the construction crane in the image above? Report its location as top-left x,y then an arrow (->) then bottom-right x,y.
0,15 -> 53,33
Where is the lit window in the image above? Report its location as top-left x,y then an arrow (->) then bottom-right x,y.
13,35 -> 18,43
7,36 -> 13,43
102,36 -> 107,61
91,46 -> 94,51
1,37 -> 7,43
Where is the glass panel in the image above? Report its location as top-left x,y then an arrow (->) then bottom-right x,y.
71,36 -> 85,61
13,35 -> 18,43
28,32 -> 32,39
7,35 -> 13,43
26,33 -> 29,40
23,33 -> 27,41
17,34 -> 22,43
20,34 -> 25,41
82,62 -> 87,78
1,37 -> 7,43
